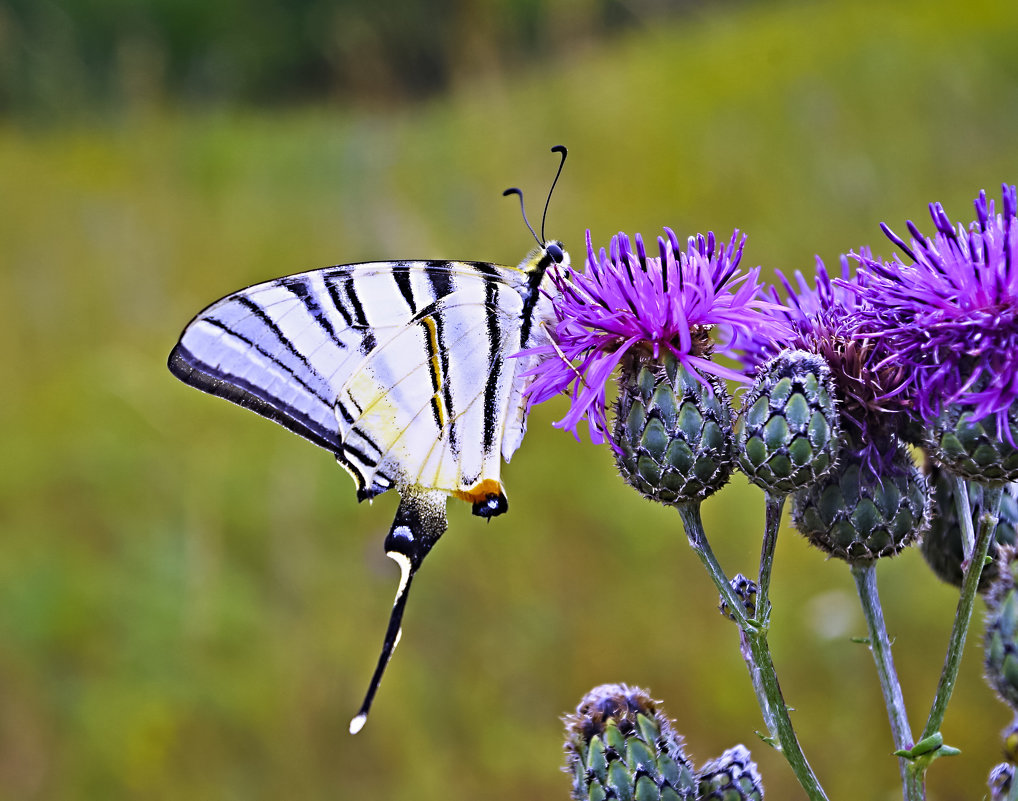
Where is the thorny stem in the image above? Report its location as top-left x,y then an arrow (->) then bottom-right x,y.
678,502 -> 829,801
909,484 -> 1003,789
851,562 -> 921,801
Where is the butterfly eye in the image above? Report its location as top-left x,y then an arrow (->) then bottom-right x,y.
547,243 -> 564,264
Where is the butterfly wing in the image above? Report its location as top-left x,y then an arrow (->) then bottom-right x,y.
169,249 -> 565,733
335,266 -> 533,514
169,260 -> 536,504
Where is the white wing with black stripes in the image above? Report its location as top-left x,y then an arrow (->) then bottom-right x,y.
168,243 -> 568,732
169,255 -> 560,506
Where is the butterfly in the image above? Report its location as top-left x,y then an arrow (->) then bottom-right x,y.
168,146 -> 569,733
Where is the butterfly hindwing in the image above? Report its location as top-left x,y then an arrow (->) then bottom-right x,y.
169,259 -> 542,502
338,279 -> 526,502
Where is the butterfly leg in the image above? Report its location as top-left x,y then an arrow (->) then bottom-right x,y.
349,489 -> 448,734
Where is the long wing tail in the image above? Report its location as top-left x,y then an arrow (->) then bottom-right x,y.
349,490 -> 448,734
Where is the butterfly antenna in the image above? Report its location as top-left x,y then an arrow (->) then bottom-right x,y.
503,187 -> 542,248
541,145 -> 568,243
349,491 -> 448,735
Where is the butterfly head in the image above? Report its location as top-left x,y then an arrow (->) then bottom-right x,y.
545,240 -> 565,265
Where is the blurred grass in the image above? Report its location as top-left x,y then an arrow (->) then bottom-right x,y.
2,0 -> 1018,798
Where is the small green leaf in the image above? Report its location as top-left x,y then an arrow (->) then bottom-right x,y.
894,731 -> 960,764
910,732 -> 944,756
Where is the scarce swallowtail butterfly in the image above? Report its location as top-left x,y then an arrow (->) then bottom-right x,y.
168,146 -> 570,734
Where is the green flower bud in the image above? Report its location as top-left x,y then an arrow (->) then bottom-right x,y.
719,574 -> 758,622
927,404 -> 1018,485
986,556 -> 1018,712
791,431 -> 928,563
564,684 -> 697,801
614,349 -> 735,507
736,350 -> 840,495
921,467 -> 1017,592
696,745 -> 764,801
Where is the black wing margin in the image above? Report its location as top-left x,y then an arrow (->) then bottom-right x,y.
168,342 -> 344,455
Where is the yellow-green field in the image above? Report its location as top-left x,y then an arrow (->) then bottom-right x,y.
3,0 -> 1018,798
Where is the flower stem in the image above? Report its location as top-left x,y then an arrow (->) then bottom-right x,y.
756,493 -> 783,626
920,484 -> 1002,740
677,502 -> 829,801
953,476 -> 975,561
851,562 -> 921,801
907,484 -> 1004,790
677,503 -> 752,628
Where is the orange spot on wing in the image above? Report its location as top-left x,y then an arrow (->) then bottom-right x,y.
453,478 -> 505,504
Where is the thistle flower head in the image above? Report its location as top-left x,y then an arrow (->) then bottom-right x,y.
696,744 -> 765,801
791,432 -> 928,563
524,228 -> 788,445
735,349 -> 841,494
849,184 -> 1018,433
741,256 -> 914,465
922,469 -> 1018,591
563,683 -> 697,801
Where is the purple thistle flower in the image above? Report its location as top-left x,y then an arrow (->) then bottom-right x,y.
849,184 -> 1018,436
741,255 -> 914,462
523,227 -> 787,444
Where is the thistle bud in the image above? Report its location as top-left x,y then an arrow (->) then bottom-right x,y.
614,349 -> 735,507
719,574 -> 758,622
986,556 -> 1018,711
921,468 -> 1017,592
696,745 -> 764,801
989,763 -> 1013,801
791,431 -> 928,563
564,683 -> 697,801
927,405 -> 1018,485
735,350 -> 840,495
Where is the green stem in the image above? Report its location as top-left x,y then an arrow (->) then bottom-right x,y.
851,562 -> 921,801
677,503 -> 753,629
757,494 -> 784,626
920,485 -> 1002,740
907,485 -> 1004,791
953,476 -> 975,561
678,502 -> 829,801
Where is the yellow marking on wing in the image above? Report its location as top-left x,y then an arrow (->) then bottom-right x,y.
420,315 -> 446,430
344,371 -> 406,443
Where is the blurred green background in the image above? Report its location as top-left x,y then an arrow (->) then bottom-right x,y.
3,0 -> 1018,798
